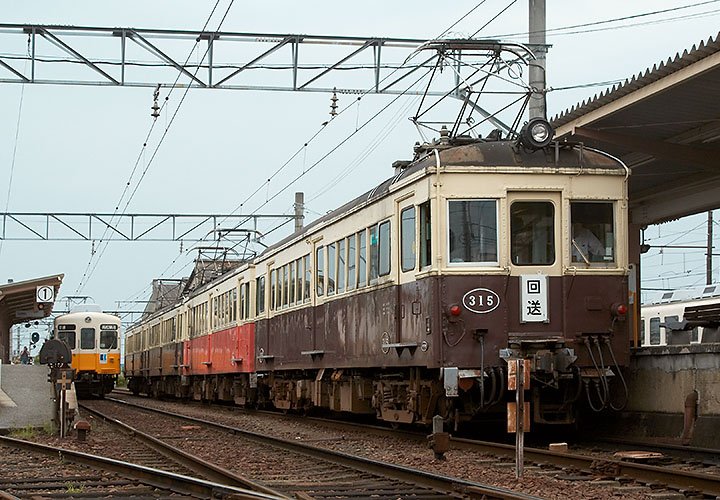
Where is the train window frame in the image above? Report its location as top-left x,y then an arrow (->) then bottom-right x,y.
283,264 -> 289,308
447,199 -> 499,266
80,327 -> 95,350
57,330 -> 76,349
510,200 -> 555,266
270,269 -> 277,310
256,275 -> 266,315
369,225 -> 379,281
401,205 -> 416,273
649,316 -> 661,345
347,235 -> 356,290
303,254 -> 311,302
570,201 -> 616,267
100,330 -> 118,349
316,247 -> 325,297
327,242 -> 336,295
289,261 -> 296,306
379,220 -> 391,277
295,257 -> 302,305
337,239 -> 346,293
419,201 -> 431,269
358,229 -> 367,287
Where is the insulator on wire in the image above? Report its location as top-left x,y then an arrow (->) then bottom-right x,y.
330,87 -> 338,117
151,84 -> 161,120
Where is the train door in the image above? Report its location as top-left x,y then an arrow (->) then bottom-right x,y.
397,199 -> 424,347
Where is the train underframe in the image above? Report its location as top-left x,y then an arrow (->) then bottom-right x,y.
128,361 -> 586,427
74,371 -> 116,399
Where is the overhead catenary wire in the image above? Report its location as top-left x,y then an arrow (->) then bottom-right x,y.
75,0 -> 235,295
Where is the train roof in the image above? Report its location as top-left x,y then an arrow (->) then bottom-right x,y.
643,283 -> 720,306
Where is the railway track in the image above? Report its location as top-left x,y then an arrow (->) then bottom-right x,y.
84,397 -> 543,500
0,435 -> 285,500
109,391 -> 720,498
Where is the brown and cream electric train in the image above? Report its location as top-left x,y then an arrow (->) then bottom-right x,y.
125,120 -> 631,427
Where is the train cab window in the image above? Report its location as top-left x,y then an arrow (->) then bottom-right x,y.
256,276 -> 266,314
570,202 -> 615,265
449,200 -> 498,264
327,243 -> 336,295
316,247 -> 325,296
401,206 -> 416,272
510,201 -> 554,265
57,330 -> 76,349
337,239 -> 346,293
80,328 -> 95,349
347,235 -> 356,290
358,230 -> 367,286
100,330 -> 118,349
379,220 -> 391,276
649,317 -> 661,345
419,201 -> 431,269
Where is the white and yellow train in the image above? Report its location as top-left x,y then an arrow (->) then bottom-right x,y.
54,305 -> 121,397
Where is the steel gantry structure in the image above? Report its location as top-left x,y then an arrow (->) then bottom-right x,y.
0,212 -> 293,241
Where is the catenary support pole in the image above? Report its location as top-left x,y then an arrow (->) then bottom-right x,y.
528,0 -> 546,120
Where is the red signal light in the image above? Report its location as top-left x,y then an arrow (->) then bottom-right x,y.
450,305 -> 462,316
616,304 -> 627,315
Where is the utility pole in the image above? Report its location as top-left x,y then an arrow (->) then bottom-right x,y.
708,210 -> 714,285
294,192 -> 305,233
529,0 -> 547,120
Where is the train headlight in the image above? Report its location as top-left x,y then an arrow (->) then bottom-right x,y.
519,117 -> 553,149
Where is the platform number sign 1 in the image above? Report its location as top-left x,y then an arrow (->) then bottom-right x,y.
520,274 -> 548,323
36,285 -> 54,303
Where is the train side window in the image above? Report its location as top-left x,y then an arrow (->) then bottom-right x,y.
232,288 -> 237,322
295,258 -> 302,304
369,225 -> 379,281
347,235 -> 356,290
316,247 -> 325,296
649,317 -> 661,345
244,283 -> 250,319
256,275 -> 266,315
80,328 -> 95,349
510,201 -> 553,265
379,220 -> 391,276
240,284 -> 246,320
570,201 -> 615,265
58,330 -> 76,349
337,239 -> 346,293
640,319 -> 645,346
283,265 -> 289,307
100,330 -> 118,349
401,206 -> 416,272
419,201 -> 431,268
449,199 -> 498,264
303,254 -> 311,302
358,230 -> 367,286
270,269 -> 276,310
289,261 -> 296,306
276,268 -> 283,309
327,243 -> 336,295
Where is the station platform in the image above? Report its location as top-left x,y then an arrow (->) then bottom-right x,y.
0,363 -> 55,430
584,343 -> 720,448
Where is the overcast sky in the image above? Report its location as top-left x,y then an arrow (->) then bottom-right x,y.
2,1 -> 719,349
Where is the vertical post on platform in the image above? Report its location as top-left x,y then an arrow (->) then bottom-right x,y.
516,360 -> 525,478
508,358 -> 530,479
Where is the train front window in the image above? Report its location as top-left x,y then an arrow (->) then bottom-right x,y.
448,200 -> 498,264
510,201 -> 554,265
100,330 -> 118,349
570,202 -> 615,265
80,328 -> 95,349
57,330 -> 76,349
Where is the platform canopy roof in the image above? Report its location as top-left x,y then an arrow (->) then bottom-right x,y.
0,274 -> 63,325
550,32 -> 720,226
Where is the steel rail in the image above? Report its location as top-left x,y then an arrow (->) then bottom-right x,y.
79,402 -> 290,499
0,435 -> 286,500
112,393 -> 720,497
103,397 -> 543,500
